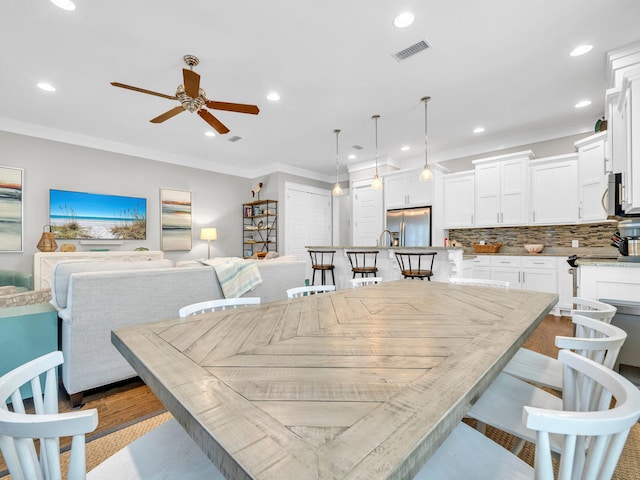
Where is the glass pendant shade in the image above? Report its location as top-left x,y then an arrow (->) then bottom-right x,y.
371,115 -> 382,190
419,96 -> 433,182
332,129 -> 344,196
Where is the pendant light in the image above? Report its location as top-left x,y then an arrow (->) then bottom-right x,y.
419,96 -> 434,182
371,114 -> 382,190
332,129 -> 344,196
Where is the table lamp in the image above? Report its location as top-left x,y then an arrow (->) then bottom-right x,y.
200,227 -> 217,259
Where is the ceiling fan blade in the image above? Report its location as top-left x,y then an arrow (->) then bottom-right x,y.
150,106 -> 185,123
111,82 -> 177,100
198,109 -> 229,134
205,100 -> 260,115
183,69 -> 201,99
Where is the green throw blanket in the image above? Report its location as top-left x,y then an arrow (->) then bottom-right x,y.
208,258 -> 263,298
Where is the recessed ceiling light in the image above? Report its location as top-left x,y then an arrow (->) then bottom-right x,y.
473,127 -> 485,134
267,92 -> 280,101
570,45 -> 593,57
204,131 -> 215,137
401,145 -> 410,151
348,154 -> 356,160
37,82 -> 56,92
393,12 -> 415,28
50,0 -> 76,11
575,100 -> 592,108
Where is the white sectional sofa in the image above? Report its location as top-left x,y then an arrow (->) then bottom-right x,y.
50,257 -> 305,405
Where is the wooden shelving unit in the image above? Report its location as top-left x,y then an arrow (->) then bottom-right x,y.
242,199 -> 277,258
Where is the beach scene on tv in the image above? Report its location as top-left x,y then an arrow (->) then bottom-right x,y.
49,189 -> 147,240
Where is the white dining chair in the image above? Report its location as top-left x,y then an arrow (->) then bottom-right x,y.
179,296 -> 260,317
503,297 -> 618,390
448,277 -> 509,288
467,314 -> 627,455
349,277 -> 382,288
415,350 -> 640,480
286,285 -> 336,298
0,351 -> 224,480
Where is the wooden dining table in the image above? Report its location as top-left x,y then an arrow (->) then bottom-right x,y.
112,279 -> 557,480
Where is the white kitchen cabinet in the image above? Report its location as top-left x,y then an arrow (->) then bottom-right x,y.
529,154 -> 578,225
469,255 -> 491,279
575,132 -> 609,223
473,151 -> 533,227
490,256 -> 559,309
384,169 -> 433,209
443,171 -> 475,228
616,68 -> 640,214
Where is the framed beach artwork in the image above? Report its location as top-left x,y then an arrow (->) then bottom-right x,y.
160,189 -> 192,251
0,166 -> 23,252
49,189 -> 147,240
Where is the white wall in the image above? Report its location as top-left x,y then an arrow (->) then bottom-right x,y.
1,131 -> 252,274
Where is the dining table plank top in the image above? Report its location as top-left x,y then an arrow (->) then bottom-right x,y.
112,279 -> 557,480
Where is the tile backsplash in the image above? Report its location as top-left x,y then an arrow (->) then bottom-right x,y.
448,223 -> 615,249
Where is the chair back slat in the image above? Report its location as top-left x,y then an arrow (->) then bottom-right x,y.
572,297 -> 617,323
287,285 -> 335,298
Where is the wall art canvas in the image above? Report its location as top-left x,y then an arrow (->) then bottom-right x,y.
0,166 -> 23,252
160,189 -> 192,251
49,189 -> 147,240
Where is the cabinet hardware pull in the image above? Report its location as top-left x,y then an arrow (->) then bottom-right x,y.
497,213 -> 500,223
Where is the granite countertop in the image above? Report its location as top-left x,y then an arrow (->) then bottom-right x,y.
306,245 -> 463,251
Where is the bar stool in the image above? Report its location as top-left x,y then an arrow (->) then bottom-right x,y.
308,250 -> 336,285
346,250 -> 379,279
394,251 -> 437,280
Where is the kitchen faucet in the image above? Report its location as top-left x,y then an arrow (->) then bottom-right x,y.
378,229 -> 393,247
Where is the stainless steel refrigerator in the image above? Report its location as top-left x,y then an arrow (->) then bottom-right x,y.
386,206 -> 432,247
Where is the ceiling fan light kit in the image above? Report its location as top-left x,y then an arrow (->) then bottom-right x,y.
111,55 -> 259,135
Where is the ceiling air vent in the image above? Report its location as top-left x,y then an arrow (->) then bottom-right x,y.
393,38 -> 431,62
352,145 -> 364,150
227,136 -> 242,142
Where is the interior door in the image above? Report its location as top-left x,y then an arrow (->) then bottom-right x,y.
352,183 -> 383,246
284,183 -> 332,263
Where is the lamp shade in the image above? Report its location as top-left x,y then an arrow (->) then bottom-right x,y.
200,227 -> 218,241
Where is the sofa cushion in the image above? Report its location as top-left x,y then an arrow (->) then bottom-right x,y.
0,286 -> 17,296
51,259 -> 174,309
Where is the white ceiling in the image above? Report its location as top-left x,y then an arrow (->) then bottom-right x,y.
2,1 -> 639,182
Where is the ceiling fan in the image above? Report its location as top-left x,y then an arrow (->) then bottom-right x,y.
111,55 -> 259,134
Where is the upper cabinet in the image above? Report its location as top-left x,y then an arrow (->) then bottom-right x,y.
606,42 -> 640,214
473,151 -> 533,227
384,169 -> 433,209
530,154 -> 578,225
443,171 -> 475,228
575,132 -> 609,223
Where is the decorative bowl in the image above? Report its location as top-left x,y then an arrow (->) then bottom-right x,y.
524,244 -> 544,254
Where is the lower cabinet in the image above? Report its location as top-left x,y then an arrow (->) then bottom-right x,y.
467,255 -> 566,314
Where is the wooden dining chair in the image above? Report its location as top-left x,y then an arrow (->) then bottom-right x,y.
349,277 -> 382,288
394,251 -> 437,280
503,298 -> 617,390
448,277 -> 509,288
0,351 -> 224,480
179,297 -> 261,318
467,315 -> 627,455
287,285 -> 335,298
415,350 -> 640,480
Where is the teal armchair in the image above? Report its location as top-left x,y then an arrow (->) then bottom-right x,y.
0,269 -> 33,292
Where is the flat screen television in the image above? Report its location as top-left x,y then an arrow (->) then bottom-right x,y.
49,189 -> 147,240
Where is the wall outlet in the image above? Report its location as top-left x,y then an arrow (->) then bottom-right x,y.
572,239 -> 579,248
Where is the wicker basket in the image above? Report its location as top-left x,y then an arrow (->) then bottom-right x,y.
472,242 -> 503,253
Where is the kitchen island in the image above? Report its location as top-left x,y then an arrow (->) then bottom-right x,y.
304,246 -> 464,290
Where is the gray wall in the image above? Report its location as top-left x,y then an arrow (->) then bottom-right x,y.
1,131 -> 252,274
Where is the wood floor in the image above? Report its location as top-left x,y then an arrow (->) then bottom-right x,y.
0,314 -> 572,475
